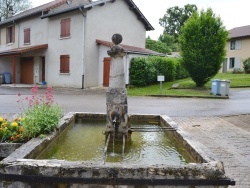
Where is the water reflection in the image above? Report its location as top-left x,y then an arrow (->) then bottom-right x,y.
38,120 -> 191,165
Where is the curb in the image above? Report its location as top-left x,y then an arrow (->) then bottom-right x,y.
147,94 -> 229,99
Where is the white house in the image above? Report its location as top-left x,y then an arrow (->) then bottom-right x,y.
0,0 -> 157,88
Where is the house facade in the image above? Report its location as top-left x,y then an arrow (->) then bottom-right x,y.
0,0 -> 154,88
223,25 -> 250,72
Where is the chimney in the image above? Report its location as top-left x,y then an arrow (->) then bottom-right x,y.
8,5 -> 14,17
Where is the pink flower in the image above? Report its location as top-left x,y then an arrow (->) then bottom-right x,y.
31,85 -> 38,94
47,87 -> 52,92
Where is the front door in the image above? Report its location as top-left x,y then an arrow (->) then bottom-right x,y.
103,57 -> 111,87
20,57 -> 34,84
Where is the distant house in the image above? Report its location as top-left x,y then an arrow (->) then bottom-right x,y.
223,25 -> 250,72
0,0 -> 157,88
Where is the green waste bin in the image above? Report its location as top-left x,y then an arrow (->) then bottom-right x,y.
220,80 -> 230,96
0,74 -> 2,85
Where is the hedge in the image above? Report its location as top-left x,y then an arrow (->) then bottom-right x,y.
129,56 -> 188,87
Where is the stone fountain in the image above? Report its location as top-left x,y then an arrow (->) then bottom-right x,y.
105,33 -> 130,142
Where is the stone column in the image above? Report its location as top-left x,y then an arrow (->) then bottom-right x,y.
105,34 -> 130,140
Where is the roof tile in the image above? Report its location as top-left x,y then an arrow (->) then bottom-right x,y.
0,44 -> 48,56
229,25 -> 250,39
96,39 -> 164,56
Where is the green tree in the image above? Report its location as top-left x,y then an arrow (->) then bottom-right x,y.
158,33 -> 179,52
146,37 -> 171,54
179,8 -> 228,87
159,4 -> 197,41
0,0 -> 31,21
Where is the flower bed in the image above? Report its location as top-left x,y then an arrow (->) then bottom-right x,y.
0,86 -> 63,144
0,117 -> 24,143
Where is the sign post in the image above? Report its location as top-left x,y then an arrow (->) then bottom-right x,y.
157,75 -> 165,94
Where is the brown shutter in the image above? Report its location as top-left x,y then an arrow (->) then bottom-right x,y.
60,18 -> 70,37
65,18 -> 70,37
60,55 -> 70,73
60,19 -> 65,37
24,28 -> 30,43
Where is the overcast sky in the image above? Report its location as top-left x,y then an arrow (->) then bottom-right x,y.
31,0 -> 250,40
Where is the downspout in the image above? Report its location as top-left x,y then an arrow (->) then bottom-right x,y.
12,20 -> 20,85
125,53 -> 129,85
79,7 -> 86,89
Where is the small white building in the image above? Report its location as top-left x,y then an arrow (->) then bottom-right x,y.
0,0 -> 157,88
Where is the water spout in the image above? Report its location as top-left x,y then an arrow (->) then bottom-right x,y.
112,107 -> 119,123
103,132 -> 111,164
122,134 -> 125,160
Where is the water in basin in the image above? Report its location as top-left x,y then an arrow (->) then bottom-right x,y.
37,120 -> 194,165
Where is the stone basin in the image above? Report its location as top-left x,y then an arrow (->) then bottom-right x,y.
0,112 -> 235,187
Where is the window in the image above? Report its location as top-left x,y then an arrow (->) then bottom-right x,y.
230,40 -> 241,50
60,18 -> 71,38
230,41 -> 235,50
60,55 -> 70,73
24,28 -> 30,44
6,25 -> 15,43
229,58 -> 235,68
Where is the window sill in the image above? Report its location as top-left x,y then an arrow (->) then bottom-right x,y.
60,36 -> 71,40
59,72 -> 70,75
24,42 -> 31,45
7,42 -> 14,46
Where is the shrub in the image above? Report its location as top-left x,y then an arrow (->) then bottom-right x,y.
173,58 -> 189,79
232,68 -> 244,74
148,56 -> 176,81
17,86 -> 63,141
129,57 -> 156,86
243,57 -> 250,73
129,56 -> 187,87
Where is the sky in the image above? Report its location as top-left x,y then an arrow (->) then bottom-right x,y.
31,0 -> 250,40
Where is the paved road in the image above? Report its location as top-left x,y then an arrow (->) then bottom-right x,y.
1,87 -> 250,116
0,86 -> 250,187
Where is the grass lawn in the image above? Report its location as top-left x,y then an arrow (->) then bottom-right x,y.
127,73 -> 250,97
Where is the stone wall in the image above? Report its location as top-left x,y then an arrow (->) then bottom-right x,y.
0,113 -> 235,187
